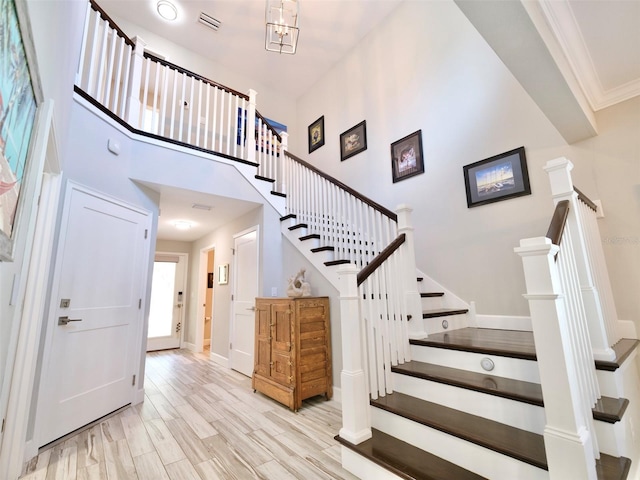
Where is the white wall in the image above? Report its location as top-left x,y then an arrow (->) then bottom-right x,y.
111,16 -> 300,152
294,0 -> 640,332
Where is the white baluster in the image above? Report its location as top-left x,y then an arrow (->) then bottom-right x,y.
76,2 -> 92,87
118,43 -> 132,119
111,38 -> 126,113
151,59 -> 160,135
95,18 -> 109,103
140,57 -> 150,131
124,36 -> 145,128
203,84 -> 211,149
178,73 -> 186,142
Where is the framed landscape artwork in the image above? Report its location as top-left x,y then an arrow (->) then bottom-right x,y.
339,120 -> 367,161
391,130 -> 424,183
0,0 -> 38,261
308,115 -> 324,153
463,146 -> 530,208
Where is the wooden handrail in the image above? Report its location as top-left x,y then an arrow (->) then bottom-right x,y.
285,151 -> 398,222
357,234 -> 406,286
255,110 -> 282,142
90,0 -> 134,46
142,52 -> 249,100
546,200 -> 570,247
574,187 -> 597,212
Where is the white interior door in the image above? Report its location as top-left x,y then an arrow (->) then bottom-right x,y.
146,253 -> 187,351
230,227 -> 259,377
36,185 -> 150,446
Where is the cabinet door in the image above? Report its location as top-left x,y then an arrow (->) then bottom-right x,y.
270,302 -> 292,385
254,301 -> 271,377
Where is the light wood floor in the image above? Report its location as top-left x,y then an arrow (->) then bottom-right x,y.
20,349 -> 359,480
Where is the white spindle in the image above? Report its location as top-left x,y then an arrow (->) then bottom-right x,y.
226,92 -> 232,155
76,3 -> 92,86
203,84 -> 211,149
159,65 -> 169,137
86,10 -> 101,96
211,87 -> 219,151
186,76 -> 195,144
111,38 -> 125,113
178,73 -> 186,142
151,61 -> 160,135
169,69 -> 177,139
140,57 -> 151,130
95,18 -> 109,103
104,30 -> 117,110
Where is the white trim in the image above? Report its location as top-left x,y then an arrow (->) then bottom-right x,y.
617,320 -> 637,339
0,100 -> 58,480
210,352 -> 229,367
475,314 -> 533,331
196,243 -> 216,353
182,341 -> 197,352
134,388 -> 145,405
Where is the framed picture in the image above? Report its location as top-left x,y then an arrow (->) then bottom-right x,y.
391,130 -> 424,183
463,146 -> 531,208
339,120 -> 367,161
0,0 -> 40,261
218,263 -> 229,285
308,115 -> 325,153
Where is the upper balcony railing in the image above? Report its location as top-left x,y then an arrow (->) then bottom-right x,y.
76,0 -> 284,171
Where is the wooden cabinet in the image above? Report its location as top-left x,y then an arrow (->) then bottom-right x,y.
252,297 -> 332,411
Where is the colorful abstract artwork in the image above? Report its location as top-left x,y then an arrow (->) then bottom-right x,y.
0,0 -> 37,248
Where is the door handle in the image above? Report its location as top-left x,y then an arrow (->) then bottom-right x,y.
247,306 -> 256,311
58,316 -> 82,326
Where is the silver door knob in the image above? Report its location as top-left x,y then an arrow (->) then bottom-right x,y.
247,306 -> 256,311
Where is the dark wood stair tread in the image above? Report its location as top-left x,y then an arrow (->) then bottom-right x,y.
371,391 -> 548,470
288,223 -> 307,231
392,361 -> 628,422
255,174 -> 275,183
335,428 -> 488,480
411,328 -> 537,361
422,308 -> 468,319
279,214 -> 296,221
325,259 -> 351,266
311,246 -> 334,253
298,234 -> 320,241
421,292 -> 444,298
270,190 -> 286,197
595,339 -> 639,372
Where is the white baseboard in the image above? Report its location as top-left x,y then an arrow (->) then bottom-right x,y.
332,386 -> 341,404
182,342 -> 197,352
475,314 -> 532,331
211,353 -> 229,367
618,319 -> 638,339
23,440 -> 37,467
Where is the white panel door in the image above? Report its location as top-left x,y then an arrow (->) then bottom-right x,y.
230,228 -> 259,377
37,185 -> 150,446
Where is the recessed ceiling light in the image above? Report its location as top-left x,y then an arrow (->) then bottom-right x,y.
157,0 -> 178,21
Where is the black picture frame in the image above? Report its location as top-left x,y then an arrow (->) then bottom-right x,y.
339,120 -> 367,161
308,115 -> 325,153
391,130 -> 424,183
463,146 -> 531,208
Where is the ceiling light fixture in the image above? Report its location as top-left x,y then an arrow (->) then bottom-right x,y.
192,203 -> 213,211
173,221 -> 192,230
157,0 -> 178,21
265,0 -> 299,55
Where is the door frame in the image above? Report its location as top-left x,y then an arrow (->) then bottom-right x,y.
33,181 -> 152,450
146,251 -> 188,351
229,225 -> 260,374
195,243 -> 215,354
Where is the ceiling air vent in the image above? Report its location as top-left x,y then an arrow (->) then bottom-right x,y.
199,12 -> 222,31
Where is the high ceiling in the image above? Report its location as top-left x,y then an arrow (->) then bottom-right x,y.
96,0 -> 640,241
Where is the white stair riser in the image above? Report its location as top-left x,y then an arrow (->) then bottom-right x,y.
423,313 -> 469,335
312,249 -> 334,263
371,407 -> 549,480
340,447 -> 403,480
420,296 -> 444,310
391,372 -> 545,434
410,344 -> 540,383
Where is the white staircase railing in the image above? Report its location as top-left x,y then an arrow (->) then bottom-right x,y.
515,156 -> 625,479
544,158 -> 619,361
76,0 -> 282,168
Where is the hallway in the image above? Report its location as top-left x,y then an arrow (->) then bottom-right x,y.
20,350 -> 358,479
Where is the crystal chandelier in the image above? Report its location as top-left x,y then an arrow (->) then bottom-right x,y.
265,0 -> 300,54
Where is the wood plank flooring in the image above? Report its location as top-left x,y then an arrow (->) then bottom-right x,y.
20,349 -> 358,480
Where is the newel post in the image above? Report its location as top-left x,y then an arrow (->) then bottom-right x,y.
515,237 -> 597,480
337,264 -> 372,444
396,205 -> 425,339
246,89 -> 257,164
125,36 -> 146,128
545,157 -> 615,361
